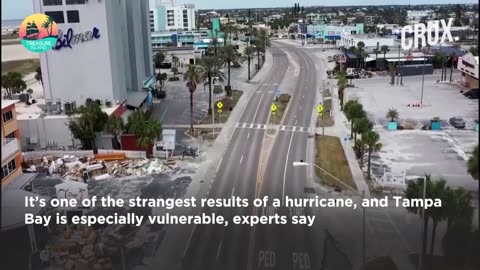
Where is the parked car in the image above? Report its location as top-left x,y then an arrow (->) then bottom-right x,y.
464,88 -> 479,99
449,116 -> 466,129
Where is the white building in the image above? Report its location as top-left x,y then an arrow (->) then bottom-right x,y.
406,10 -> 434,22
33,0 -> 153,108
341,33 -> 396,48
150,3 -> 196,32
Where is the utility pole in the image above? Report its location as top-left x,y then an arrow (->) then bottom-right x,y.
420,57 -> 426,104
396,45 -> 401,85
322,81 -> 326,135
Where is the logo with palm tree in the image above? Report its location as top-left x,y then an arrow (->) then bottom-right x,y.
19,14 -> 58,53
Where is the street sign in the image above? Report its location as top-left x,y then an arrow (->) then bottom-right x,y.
218,109 -> 222,113
343,136 -> 348,142
216,101 -> 223,109
317,104 -> 324,113
274,88 -> 281,98
271,103 -> 278,112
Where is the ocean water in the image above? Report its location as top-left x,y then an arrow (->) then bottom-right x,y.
2,19 -> 23,30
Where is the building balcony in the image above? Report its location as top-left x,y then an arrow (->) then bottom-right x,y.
2,139 -> 20,162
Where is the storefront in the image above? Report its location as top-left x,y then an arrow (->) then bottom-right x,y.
457,52 -> 479,89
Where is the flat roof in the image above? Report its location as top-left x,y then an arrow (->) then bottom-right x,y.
1,99 -> 19,110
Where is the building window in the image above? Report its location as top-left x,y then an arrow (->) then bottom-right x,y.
5,132 -> 15,139
2,110 -> 13,123
43,0 -> 62,6
2,159 -> 17,180
66,0 -> 86,4
67,10 -> 80,23
45,11 -> 65,24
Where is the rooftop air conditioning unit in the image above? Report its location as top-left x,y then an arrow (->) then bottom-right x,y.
105,100 -> 112,107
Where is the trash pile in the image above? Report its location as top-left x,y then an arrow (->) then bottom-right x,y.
25,154 -> 177,182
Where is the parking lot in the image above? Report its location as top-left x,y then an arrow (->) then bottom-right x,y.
346,72 -> 479,192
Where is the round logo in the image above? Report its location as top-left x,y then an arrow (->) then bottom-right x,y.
19,14 -> 58,53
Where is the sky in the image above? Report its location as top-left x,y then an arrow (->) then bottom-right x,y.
2,0 -> 478,20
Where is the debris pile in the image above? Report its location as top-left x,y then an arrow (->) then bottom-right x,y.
25,154 -> 177,181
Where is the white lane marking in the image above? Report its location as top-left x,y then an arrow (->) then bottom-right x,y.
299,106 -> 302,111
302,95 -> 304,99
252,93 -> 265,123
282,133 -> 295,206
247,132 -> 251,139
231,188 -> 235,197
240,155 -> 244,164
183,224 -> 197,257
160,102 -> 170,121
216,158 -> 223,173
216,240 -> 223,261
295,120 -> 298,125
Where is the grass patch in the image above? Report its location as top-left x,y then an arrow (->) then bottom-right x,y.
2,59 -> 40,75
201,90 -> 243,124
315,135 -> 356,191
317,98 -> 334,127
270,93 -> 291,125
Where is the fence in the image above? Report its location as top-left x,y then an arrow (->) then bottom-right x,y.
23,150 -> 94,160
98,149 -> 147,159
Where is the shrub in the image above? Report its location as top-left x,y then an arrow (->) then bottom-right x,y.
279,93 -> 291,103
157,90 -> 166,99
213,85 -> 223,94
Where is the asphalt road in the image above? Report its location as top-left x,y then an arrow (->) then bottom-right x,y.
182,45 -> 290,270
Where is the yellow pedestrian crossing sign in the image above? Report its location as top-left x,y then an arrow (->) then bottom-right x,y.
317,104 -> 324,114
271,103 -> 278,112
216,101 -> 223,109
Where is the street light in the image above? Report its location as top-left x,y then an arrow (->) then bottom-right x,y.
292,161 -> 366,269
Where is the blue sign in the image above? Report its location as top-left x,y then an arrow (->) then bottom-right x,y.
343,136 -> 348,142
54,27 -> 100,50
275,88 -> 281,98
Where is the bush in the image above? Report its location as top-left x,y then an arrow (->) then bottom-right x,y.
213,85 -> 223,94
157,90 -> 166,99
168,77 -> 180,81
279,93 -> 291,103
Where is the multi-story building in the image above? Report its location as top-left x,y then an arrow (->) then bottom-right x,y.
150,3 -> 196,32
2,100 -> 22,188
407,10 -> 434,22
33,0 -> 153,107
457,52 -> 479,89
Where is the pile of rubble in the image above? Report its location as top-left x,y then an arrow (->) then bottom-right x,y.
26,155 -> 177,182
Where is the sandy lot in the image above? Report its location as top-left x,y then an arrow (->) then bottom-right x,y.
2,44 -> 39,62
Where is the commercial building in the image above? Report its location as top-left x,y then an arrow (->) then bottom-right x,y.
149,3 -> 196,32
2,100 -> 22,187
341,33 -> 395,48
307,23 -> 364,41
457,52 -> 479,89
33,0 -> 153,108
406,10 -> 434,22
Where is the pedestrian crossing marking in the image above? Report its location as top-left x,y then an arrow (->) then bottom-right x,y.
235,123 -> 313,133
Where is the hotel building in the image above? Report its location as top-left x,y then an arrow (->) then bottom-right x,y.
2,100 -> 22,188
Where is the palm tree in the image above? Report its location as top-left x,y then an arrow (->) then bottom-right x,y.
156,72 -> 167,90
153,51 -> 166,69
386,108 -> 399,122
356,41 -> 366,68
255,29 -> 270,68
363,130 -> 382,180
35,66 -> 43,86
105,116 -> 124,149
184,65 -> 201,133
211,38 -> 219,56
242,45 -> 256,81
373,43 -> 381,70
220,44 -> 241,96
426,178 -> 449,256
1,72 -> 26,99
381,45 -> 390,69
352,117 -> 372,149
126,110 -> 161,150
467,144 -> 479,207
345,101 -> 365,139
336,71 -> 347,109
197,56 -> 225,115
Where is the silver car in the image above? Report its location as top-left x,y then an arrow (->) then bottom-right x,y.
449,117 -> 466,129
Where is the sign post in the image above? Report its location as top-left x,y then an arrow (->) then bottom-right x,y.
343,136 -> 348,149
216,101 -> 223,125
271,103 -> 278,123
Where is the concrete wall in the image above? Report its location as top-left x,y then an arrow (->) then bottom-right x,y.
17,116 -> 78,150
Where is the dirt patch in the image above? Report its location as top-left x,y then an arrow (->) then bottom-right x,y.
2,59 -> 39,75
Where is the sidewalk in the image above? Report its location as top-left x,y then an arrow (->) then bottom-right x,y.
330,86 -> 371,197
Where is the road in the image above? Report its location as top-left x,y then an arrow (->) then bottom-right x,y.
181,44 -> 290,270
176,42 -> 424,270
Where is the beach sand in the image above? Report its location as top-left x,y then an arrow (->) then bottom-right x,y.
2,44 -> 40,62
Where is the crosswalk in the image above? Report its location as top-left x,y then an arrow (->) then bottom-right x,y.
235,123 -> 315,133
